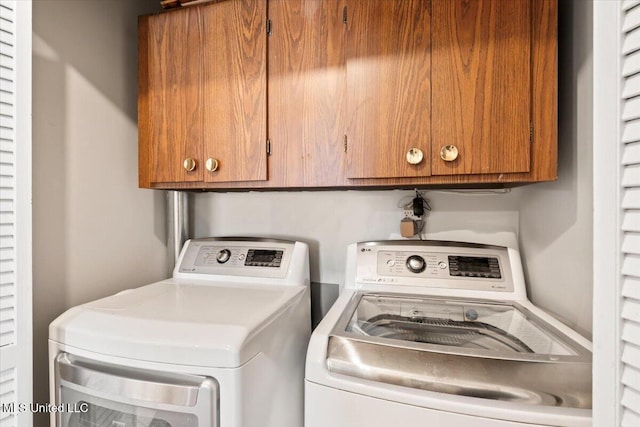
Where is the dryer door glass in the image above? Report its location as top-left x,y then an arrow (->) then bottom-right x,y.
345,294 -> 578,356
59,390 -> 197,427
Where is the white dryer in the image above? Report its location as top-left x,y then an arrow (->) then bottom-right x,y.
49,237 -> 310,427
305,239 -> 592,427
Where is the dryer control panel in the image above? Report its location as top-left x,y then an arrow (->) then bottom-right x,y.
357,241 -> 514,293
177,238 -> 295,279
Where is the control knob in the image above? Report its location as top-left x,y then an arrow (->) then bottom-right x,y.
216,249 -> 231,264
406,255 -> 426,273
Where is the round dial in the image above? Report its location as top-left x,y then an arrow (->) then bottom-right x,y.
406,255 -> 426,273
216,249 -> 231,264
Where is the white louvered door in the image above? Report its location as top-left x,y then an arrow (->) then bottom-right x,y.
596,0 -> 640,426
0,1 -> 31,427
622,2 -> 640,426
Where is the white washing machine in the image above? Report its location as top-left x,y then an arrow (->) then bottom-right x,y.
305,239 -> 592,427
49,237 -> 310,427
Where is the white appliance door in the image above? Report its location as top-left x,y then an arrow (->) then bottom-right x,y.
53,353 -> 218,427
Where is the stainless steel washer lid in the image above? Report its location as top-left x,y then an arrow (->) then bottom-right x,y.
327,292 -> 592,409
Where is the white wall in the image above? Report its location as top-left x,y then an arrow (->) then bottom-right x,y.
31,1 -> 165,425
193,190 -> 519,282
517,0 -> 593,337
193,0 -> 594,337
192,190 -> 520,325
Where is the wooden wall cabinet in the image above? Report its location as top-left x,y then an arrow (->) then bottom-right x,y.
139,0 -> 267,188
138,0 -> 557,190
344,0 -> 557,187
266,0 -> 348,187
345,0 -> 431,180
430,0 -> 532,177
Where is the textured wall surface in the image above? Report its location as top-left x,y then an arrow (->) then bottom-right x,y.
32,1 -> 166,424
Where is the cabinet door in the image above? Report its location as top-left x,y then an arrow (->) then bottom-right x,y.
268,0 -> 347,187
345,0 -> 431,179
202,0 -> 267,183
139,7 -> 204,184
431,0 -> 532,175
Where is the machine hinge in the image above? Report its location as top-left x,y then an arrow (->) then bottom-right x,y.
343,135 -> 348,152
267,139 -> 272,156
529,122 -> 533,144
343,6 -> 347,25
266,18 -> 272,36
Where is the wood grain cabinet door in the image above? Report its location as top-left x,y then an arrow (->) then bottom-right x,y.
139,7 -> 204,185
268,0 -> 347,187
431,0 -> 532,176
202,0 -> 268,183
345,0 -> 431,179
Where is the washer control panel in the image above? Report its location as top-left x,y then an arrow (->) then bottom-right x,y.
358,241 -> 514,292
178,239 -> 294,278
448,255 -> 501,279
